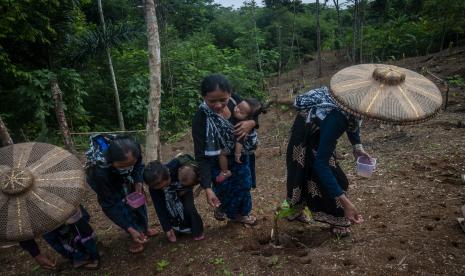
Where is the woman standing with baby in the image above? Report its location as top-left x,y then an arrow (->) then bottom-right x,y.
192,74 -> 263,225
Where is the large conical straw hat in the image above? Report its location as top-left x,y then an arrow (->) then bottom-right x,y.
0,143 -> 86,242
330,64 -> 442,124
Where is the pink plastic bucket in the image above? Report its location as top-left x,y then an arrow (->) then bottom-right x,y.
126,192 -> 146,208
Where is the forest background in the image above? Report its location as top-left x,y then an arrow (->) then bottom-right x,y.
1,0 -> 464,148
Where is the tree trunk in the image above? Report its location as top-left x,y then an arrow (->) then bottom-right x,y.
144,0 -> 162,162
251,1 -> 263,75
287,0 -> 297,65
333,0 -> 341,50
50,79 -> 78,155
316,0 -> 322,78
0,116 -> 13,147
277,25 -> 282,85
359,0 -> 364,63
97,0 -> 125,130
440,20 -> 447,51
251,0 -> 265,90
352,0 -> 358,63
440,0 -> 450,51
296,32 -> 305,87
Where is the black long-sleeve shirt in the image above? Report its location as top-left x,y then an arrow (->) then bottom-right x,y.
86,154 -> 144,232
149,158 -> 203,236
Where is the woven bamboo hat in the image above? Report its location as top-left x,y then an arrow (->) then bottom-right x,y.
0,143 -> 86,242
330,64 -> 442,124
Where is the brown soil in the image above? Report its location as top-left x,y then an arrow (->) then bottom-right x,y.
1,48 -> 465,276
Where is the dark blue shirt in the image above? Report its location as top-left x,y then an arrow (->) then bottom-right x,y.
148,158 -> 182,232
86,155 -> 144,231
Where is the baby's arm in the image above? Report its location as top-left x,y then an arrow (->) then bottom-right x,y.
235,142 -> 243,163
219,150 -> 229,173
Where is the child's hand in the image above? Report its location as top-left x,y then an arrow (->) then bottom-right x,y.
353,149 -> 370,160
128,227 -> 147,243
222,170 -> 232,177
235,154 -> 242,164
135,182 -> 143,194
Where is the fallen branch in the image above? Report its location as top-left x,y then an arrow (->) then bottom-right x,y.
423,68 -> 450,110
70,129 -> 147,135
268,99 -> 294,106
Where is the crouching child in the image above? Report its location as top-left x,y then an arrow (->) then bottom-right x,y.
144,154 -> 204,242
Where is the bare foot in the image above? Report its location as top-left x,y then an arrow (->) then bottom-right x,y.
193,234 -> 205,241
146,228 -> 159,237
166,229 -> 177,242
232,215 -> 257,226
129,241 -> 144,253
34,254 -> 56,270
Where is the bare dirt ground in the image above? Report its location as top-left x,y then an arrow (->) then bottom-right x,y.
1,48 -> 464,276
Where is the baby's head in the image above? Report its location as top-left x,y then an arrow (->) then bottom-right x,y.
143,160 -> 200,189
177,165 -> 200,187
143,160 -> 171,190
233,98 -> 264,121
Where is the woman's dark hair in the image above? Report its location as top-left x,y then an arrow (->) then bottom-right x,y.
107,136 -> 141,162
244,98 -> 267,118
143,160 -> 170,187
200,74 -> 232,96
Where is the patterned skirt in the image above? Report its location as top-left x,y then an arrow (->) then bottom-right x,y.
211,155 -> 253,219
286,113 -> 350,227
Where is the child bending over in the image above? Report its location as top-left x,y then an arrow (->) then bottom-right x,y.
144,154 -> 204,242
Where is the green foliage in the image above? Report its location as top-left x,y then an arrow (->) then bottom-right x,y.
276,200 -> 297,219
211,257 -> 225,265
447,75 -> 465,89
159,31 -> 265,134
3,68 -> 89,141
1,0 -> 464,143
68,21 -> 142,61
155,259 -> 169,272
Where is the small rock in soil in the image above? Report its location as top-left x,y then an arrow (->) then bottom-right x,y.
425,224 -> 435,231
257,234 -> 270,245
293,250 -> 308,257
278,233 -> 294,248
261,245 -> 274,257
267,255 -> 279,267
299,255 -> 313,264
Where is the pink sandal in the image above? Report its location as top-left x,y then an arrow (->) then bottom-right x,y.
193,234 -> 205,241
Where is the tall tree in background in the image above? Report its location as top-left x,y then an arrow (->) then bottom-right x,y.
316,0 -> 322,77
144,0 -> 162,162
250,0 -> 263,76
359,0 -> 365,63
97,0 -> 125,131
352,0 -> 358,63
439,0 -> 451,51
277,24 -> 282,85
50,78 -> 77,155
0,116 -> 13,147
333,0 -> 342,50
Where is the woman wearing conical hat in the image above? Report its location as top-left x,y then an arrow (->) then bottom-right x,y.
286,64 -> 442,236
0,142 -> 100,269
19,206 -> 100,270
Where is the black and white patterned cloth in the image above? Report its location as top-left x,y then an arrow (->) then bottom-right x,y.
294,86 -> 360,132
85,134 -> 115,169
200,102 -> 258,156
243,129 -> 258,153
163,182 -> 185,224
